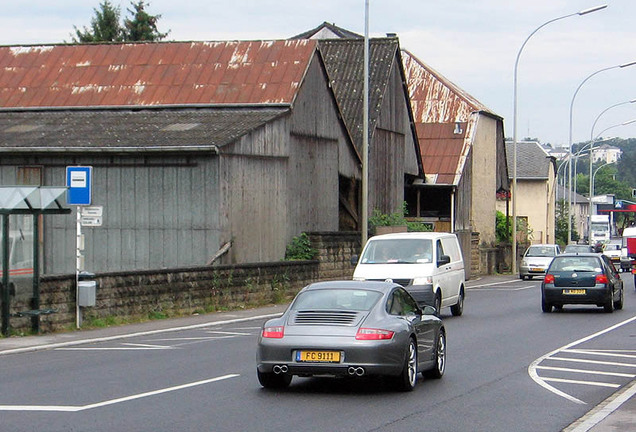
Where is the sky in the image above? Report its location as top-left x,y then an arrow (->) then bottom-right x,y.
1,0 -> 636,148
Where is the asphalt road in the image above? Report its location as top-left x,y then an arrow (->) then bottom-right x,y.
0,275 -> 635,432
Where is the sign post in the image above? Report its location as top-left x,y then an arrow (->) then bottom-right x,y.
66,166 -> 92,328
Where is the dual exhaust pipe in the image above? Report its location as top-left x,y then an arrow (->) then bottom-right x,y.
273,364 -> 288,374
347,366 -> 365,376
272,364 -> 365,377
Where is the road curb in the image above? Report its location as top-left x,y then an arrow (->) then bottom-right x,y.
563,378 -> 636,432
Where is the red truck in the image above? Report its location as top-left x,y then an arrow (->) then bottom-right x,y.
620,226 -> 636,286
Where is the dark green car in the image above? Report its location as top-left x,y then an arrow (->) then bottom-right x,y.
541,253 -> 624,313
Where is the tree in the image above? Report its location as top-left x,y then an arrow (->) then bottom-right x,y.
72,1 -> 124,43
555,199 -> 578,246
123,1 -> 169,41
71,1 -> 168,43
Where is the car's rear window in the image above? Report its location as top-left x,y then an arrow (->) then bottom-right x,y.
550,257 -> 601,272
292,289 -> 382,311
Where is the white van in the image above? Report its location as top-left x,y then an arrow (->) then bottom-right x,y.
352,232 -> 466,316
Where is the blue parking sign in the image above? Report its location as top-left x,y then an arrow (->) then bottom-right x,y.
66,166 -> 92,205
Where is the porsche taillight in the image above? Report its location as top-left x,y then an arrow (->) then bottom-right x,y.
355,328 -> 394,340
262,326 -> 284,338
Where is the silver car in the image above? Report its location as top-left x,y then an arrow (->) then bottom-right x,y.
256,280 -> 446,391
519,244 -> 560,280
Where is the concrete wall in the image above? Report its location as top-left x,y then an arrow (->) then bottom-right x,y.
470,114 -> 498,245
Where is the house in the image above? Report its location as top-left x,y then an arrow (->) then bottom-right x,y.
556,184 -> 589,241
0,37 -> 423,275
293,25 -> 424,217
592,143 -> 622,164
316,38 -> 423,216
0,40 -> 363,273
401,51 -> 509,247
296,23 -> 510,277
500,141 -> 556,244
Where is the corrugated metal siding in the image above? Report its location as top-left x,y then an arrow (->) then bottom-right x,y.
0,40 -> 316,108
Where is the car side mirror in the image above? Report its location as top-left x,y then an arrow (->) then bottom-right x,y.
422,305 -> 437,316
350,255 -> 359,266
437,255 -> 451,267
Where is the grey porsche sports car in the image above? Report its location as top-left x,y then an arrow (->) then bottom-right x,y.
256,280 -> 446,391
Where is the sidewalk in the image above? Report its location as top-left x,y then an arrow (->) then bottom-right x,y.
0,302 -> 634,431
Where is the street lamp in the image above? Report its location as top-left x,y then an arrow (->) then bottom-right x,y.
512,4 -> 607,272
362,0 -> 369,245
567,61 -> 636,244
591,161 -> 616,206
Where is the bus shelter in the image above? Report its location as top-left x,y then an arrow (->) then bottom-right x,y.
0,186 -> 71,336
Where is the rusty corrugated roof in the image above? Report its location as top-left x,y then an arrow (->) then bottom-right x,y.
403,50 -> 492,186
416,122 -> 467,184
0,40 -> 317,109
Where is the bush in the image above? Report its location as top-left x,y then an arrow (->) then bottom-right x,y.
369,203 -> 432,232
284,233 -> 317,260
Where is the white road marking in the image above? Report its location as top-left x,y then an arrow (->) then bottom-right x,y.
56,346 -> 173,351
0,374 -> 239,412
528,315 -> 636,405
467,279 -> 527,289
145,336 -> 236,342
535,365 -> 635,378
563,349 -> 636,360
205,331 -> 252,336
549,356 -> 636,368
122,343 -> 175,349
470,286 -> 535,291
542,377 -> 620,388
0,312 -> 283,356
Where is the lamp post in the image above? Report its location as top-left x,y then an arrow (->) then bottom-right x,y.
512,4 -> 607,273
362,0 -> 369,245
567,61 -> 636,244
591,161 -> 615,204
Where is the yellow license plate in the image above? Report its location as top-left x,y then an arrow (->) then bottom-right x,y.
296,350 -> 341,363
563,289 -> 586,295
531,268 -> 544,272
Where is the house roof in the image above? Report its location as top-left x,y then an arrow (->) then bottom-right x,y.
0,107 -> 288,152
402,49 -> 501,186
317,38 -> 399,152
555,184 -> 588,204
0,40 -> 316,109
402,49 -> 495,123
415,122 -> 467,185
505,141 -> 555,180
292,22 -> 362,40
